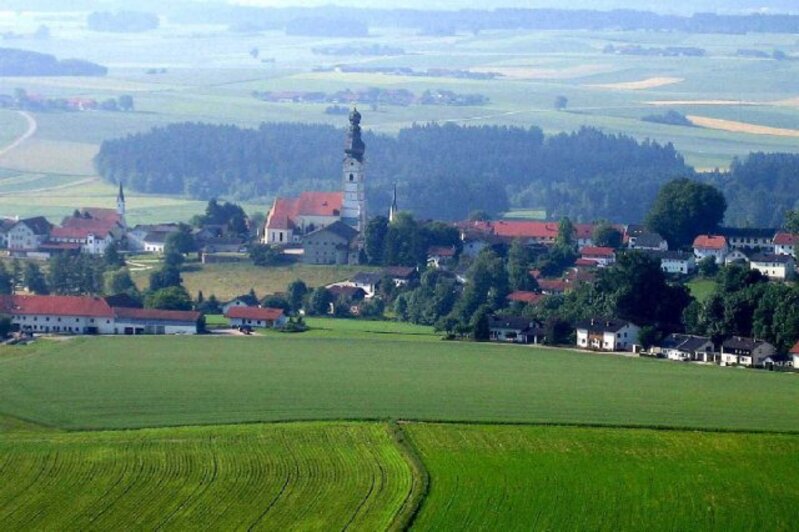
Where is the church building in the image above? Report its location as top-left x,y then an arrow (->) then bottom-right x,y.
263,109 -> 367,245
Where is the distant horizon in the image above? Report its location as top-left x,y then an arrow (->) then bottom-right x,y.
231,0 -> 798,16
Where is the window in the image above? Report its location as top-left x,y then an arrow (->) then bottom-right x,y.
349,173 -> 354,181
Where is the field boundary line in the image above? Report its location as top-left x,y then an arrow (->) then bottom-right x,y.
387,421 -> 430,532
0,111 -> 37,159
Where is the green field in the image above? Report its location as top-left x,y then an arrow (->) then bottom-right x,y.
1,335 -> 797,432
686,278 -> 717,303
0,421 -> 416,530
130,262 -> 378,300
408,423 -> 799,530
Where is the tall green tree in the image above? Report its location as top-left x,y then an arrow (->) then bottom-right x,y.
287,279 -> 308,313
645,178 -> 727,248
592,221 -> 622,249
23,262 -> 49,294
364,216 -> 388,265
555,217 -> 575,248
145,286 -> 192,311
507,239 -> 536,291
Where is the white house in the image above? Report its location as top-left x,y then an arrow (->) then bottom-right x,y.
489,315 -> 544,344
720,337 -> 776,367
657,334 -> 716,362
724,249 -> 750,266
749,253 -> 795,280
221,294 -> 259,315
790,341 -> 799,368
128,224 -> 180,252
225,306 -> 287,329
427,246 -> 457,269
580,246 -> 616,267
719,227 -> 776,252
648,250 -> 695,275
773,232 -> 797,258
8,216 -> 52,252
575,318 -> 640,352
628,232 -> 668,251
113,307 -> 202,335
693,235 -> 728,264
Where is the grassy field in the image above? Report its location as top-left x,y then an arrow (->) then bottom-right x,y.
0,420 -> 415,530
130,262 -> 378,301
1,335 -> 797,431
408,423 -> 799,531
686,278 -> 717,303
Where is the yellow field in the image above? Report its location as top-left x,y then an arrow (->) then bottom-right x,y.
688,115 -> 799,138
590,76 -> 684,90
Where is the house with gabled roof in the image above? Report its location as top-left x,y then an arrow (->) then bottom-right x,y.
720,336 -> 776,367
506,291 -> 544,305
628,232 -> 668,251
8,216 -> 53,253
575,318 -> 640,352
489,315 -> 544,344
693,235 -> 728,264
773,232 -> 797,258
790,341 -> 799,368
580,246 -> 616,267
749,253 -> 795,280
221,293 -> 260,315
718,226 -> 776,252
657,334 -> 716,363
225,306 -> 287,329
302,221 -> 360,265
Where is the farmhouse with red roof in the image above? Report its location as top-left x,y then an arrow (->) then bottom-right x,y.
773,232 -> 798,257
693,234 -> 728,264
225,306 -> 287,329
580,246 -> 616,267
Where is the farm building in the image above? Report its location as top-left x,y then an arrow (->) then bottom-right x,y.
225,306 -> 287,329
0,295 -> 202,335
773,232 -> 798,257
693,235 -> 728,264
221,293 -> 260,315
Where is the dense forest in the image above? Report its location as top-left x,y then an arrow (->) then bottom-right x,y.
94,122 -> 690,223
705,153 -> 799,228
0,48 -> 106,76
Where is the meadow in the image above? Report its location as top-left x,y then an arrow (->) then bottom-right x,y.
408,423 -> 799,530
1,334 -> 797,432
0,420 -> 416,531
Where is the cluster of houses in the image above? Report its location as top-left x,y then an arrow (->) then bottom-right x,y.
486,314 -> 798,370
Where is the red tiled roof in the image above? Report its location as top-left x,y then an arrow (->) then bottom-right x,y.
537,279 -> 567,293
790,341 -> 799,355
428,245 -> 456,257
113,307 -> 201,322
81,208 -> 122,223
225,306 -> 285,321
581,246 -> 615,257
506,291 -> 543,304
6,295 -> 113,317
693,235 -> 727,250
773,232 -> 799,246
574,258 -> 597,267
266,192 -> 343,231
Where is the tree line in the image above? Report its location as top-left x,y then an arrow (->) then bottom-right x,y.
94,121 -> 689,223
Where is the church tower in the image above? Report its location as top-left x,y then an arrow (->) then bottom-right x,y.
388,182 -> 398,223
116,182 -> 126,220
341,108 -> 366,232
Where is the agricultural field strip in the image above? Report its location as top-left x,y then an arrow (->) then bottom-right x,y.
0,422 -> 415,531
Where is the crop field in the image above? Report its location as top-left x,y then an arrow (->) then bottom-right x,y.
407,423 -> 799,531
0,421 -> 416,530
1,335 -> 797,431
130,262 -> 378,301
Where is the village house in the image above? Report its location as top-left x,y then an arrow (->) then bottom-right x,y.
225,306 -> 287,329
749,253 -> 795,280
790,341 -> 799,368
427,245 -> 457,269
575,318 -> 640,352
7,216 -> 53,253
719,227 -> 776,252
128,224 -> 180,253
0,218 -> 15,248
657,334 -> 716,363
720,336 -> 776,367
580,246 -> 616,267
628,231 -> 668,251
0,295 -> 202,335
349,271 -> 383,297
382,266 -> 417,287
221,293 -> 260,315
772,232 -> 797,257
488,315 -> 544,344
456,220 -> 602,249
644,250 -> 695,275
506,291 -> 544,305
762,354 -> 792,370
302,221 -> 360,265
723,249 -> 750,266
537,278 -> 567,295
327,285 -> 367,302
693,234 -> 728,264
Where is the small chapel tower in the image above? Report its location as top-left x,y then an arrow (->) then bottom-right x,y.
341,108 -> 366,232
116,182 -> 126,219
388,182 -> 398,223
